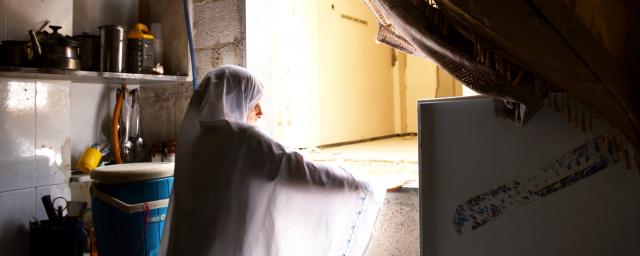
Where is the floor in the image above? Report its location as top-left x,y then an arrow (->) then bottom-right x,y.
301,135 -> 421,255
301,135 -> 419,188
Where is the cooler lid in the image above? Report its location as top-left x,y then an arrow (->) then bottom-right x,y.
91,162 -> 174,183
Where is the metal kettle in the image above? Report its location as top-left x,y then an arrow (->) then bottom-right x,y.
28,25 -> 81,70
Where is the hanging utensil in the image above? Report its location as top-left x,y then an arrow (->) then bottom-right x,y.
112,83 -> 126,164
120,89 -> 134,162
130,89 -> 147,162
41,195 -> 59,225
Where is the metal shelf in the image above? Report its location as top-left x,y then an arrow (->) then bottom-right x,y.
0,66 -> 190,84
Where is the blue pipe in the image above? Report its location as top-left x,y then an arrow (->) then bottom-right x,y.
183,0 -> 198,90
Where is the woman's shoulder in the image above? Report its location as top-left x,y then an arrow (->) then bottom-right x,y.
200,119 -> 253,132
213,120 -> 270,142
237,123 -> 271,141
197,119 -> 269,141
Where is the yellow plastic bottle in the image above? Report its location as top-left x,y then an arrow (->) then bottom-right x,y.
127,23 -> 155,73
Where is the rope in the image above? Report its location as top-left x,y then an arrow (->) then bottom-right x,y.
135,203 -> 151,253
89,184 -> 169,214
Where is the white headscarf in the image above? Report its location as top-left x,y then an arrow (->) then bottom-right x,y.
196,65 -> 264,122
160,65 -> 384,256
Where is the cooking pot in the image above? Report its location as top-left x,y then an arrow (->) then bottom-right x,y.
29,25 -> 81,70
73,33 -> 100,71
1,40 -> 30,67
99,25 -> 128,72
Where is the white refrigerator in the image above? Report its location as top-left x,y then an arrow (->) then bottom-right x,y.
418,96 -> 640,255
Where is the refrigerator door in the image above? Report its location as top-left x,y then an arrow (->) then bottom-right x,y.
418,96 -> 640,256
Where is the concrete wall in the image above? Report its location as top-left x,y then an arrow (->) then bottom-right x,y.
393,52 -> 462,133
245,0 -> 465,145
139,82 -> 193,145
192,0 -> 245,81
435,66 -> 463,98
317,0 -> 395,144
246,0 -> 321,147
404,54 -> 438,133
247,0 -> 396,146
139,0 -> 245,144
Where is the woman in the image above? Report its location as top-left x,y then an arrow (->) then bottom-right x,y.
160,65 -> 384,256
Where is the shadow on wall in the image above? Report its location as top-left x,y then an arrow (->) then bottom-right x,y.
0,216 -> 29,255
72,0 -> 138,34
139,82 -> 194,145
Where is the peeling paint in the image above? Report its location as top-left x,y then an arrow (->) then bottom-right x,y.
59,138 -> 72,171
452,135 -> 620,235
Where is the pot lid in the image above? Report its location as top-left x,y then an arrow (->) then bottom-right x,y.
98,25 -> 128,30
59,37 -> 79,47
91,162 -> 174,183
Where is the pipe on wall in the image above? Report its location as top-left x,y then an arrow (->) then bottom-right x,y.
183,0 -> 198,90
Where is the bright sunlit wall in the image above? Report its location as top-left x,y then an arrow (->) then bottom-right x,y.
247,0 -> 472,148
247,0 -> 397,148
247,0 -> 317,148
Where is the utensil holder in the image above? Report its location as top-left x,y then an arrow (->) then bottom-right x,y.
29,218 -> 85,256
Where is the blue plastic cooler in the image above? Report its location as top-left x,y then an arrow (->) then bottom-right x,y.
90,162 -> 174,256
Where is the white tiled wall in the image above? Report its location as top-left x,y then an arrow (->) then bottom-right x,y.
35,80 -> 71,186
0,77 -> 35,193
69,82 -> 110,165
0,78 -> 72,255
0,188 -> 35,256
35,184 -> 71,221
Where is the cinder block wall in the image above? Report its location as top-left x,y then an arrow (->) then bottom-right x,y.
140,0 -> 246,143
193,0 -> 246,80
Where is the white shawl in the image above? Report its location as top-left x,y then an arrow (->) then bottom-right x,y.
160,65 -> 384,256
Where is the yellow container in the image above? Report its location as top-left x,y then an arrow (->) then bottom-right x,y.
77,147 -> 102,174
127,23 -> 154,39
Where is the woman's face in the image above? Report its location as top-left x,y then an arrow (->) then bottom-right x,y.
246,102 -> 263,124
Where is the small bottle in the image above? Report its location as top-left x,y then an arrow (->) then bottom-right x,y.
151,141 -> 165,162
126,23 -> 155,74
166,140 -> 176,162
